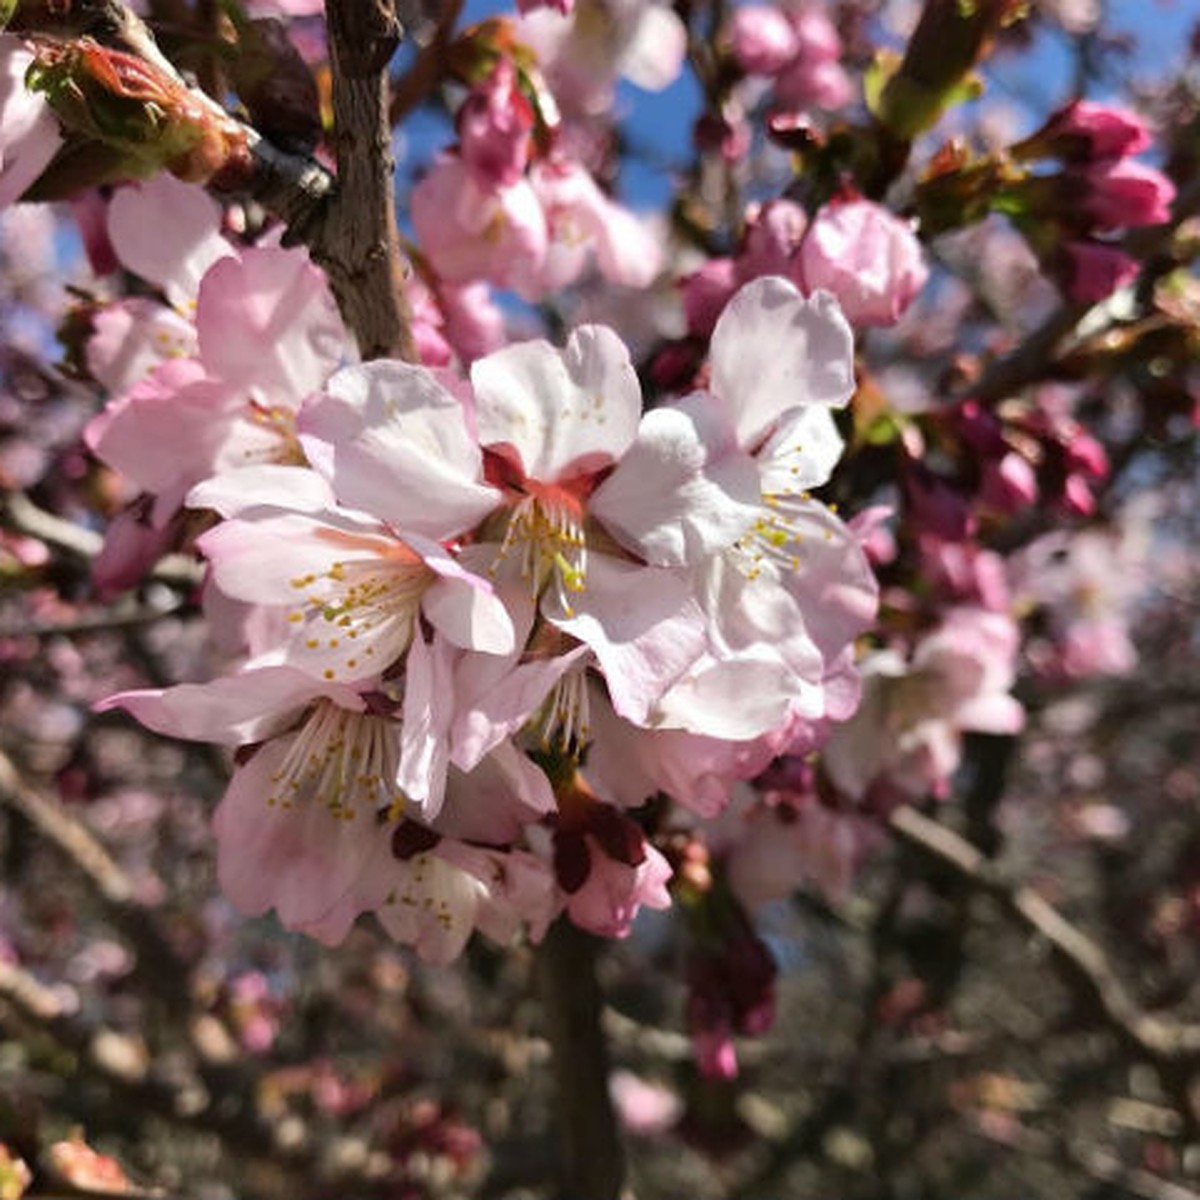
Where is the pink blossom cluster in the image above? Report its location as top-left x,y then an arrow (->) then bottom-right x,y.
725,3 -> 853,113
412,56 -> 663,300
93,270 -> 878,962
679,195 -> 928,353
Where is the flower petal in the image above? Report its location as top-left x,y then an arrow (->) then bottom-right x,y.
471,325 -> 641,481
710,276 -> 855,448
590,391 -> 760,566
302,360 -> 501,539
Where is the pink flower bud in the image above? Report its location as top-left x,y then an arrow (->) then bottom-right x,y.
736,199 -> 806,283
1081,159 -> 1175,231
1063,431 -> 1108,479
1019,99 -> 1151,163
774,55 -> 855,109
798,199 -> 928,327
727,5 -> 799,76
1061,472 -> 1096,516
980,451 -> 1038,512
680,257 -> 737,336
1060,239 -> 1139,302
789,5 -> 843,62
457,59 -> 534,189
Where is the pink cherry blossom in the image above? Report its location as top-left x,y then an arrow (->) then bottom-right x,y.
798,199 -> 929,327
411,154 -> 548,293
822,608 -> 1025,804
0,36 -> 62,209
530,157 -> 663,294
516,0 -> 687,118
458,60 -> 535,189
593,276 -> 877,741
728,6 -> 799,76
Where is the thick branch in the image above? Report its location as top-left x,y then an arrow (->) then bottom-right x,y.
535,919 -> 626,1200
321,0 -> 416,362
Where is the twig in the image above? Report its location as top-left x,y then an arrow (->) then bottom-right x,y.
0,749 -> 191,1008
0,596 -> 187,639
321,0 -> 416,362
887,804 -> 1200,1068
3,492 -> 203,590
968,1113 -> 1200,1200
966,167 -> 1200,406
389,0 -> 465,125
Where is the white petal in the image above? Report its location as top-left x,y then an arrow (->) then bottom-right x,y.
590,391 -> 760,566
107,174 -> 231,306
471,326 -> 641,481
302,361 -> 500,539
548,555 -> 706,725
756,405 -> 845,496
710,277 -> 855,449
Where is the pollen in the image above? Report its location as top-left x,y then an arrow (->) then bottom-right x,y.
266,700 -> 406,825
493,489 -> 588,614
287,550 -> 431,676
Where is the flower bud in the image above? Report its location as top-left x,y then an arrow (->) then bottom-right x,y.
798,198 -> 928,327
727,5 -> 798,76
1013,99 -> 1151,164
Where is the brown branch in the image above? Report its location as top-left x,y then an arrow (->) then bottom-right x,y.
967,168 -> 1200,406
321,0 -> 416,362
3,492 -> 203,589
968,1113 -> 1200,1200
887,804 -> 1200,1068
9,0 -> 413,360
0,749 -> 193,1010
535,919 -> 626,1200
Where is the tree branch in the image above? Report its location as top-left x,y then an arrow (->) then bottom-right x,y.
887,804 -> 1200,1068
321,0 -> 416,362
535,919 -> 626,1200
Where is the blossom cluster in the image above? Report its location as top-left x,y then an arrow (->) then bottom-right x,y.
83,176 -> 876,960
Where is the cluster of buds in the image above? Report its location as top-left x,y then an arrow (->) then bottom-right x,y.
671,194 -> 927,386
725,3 -> 853,115
1008,100 -> 1175,302
411,35 -> 662,299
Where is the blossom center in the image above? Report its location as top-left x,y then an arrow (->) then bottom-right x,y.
267,700 -> 405,822
493,480 -> 589,615
728,493 -> 833,582
288,546 -> 431,678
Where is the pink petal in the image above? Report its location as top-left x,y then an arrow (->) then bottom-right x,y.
471,326 -> 642,482
302,361 -> 500,539
710,276 -> 855,449
590,391 -> 760,566
196,246 -> 346,401
106,175 -> 231,306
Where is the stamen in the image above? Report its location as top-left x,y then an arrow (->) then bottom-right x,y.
491,492 -> 588,615
533,666 -> 591,758
287,555 -> 429,677
267,699 -> 406,822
